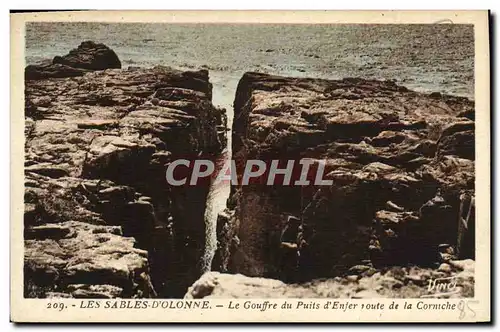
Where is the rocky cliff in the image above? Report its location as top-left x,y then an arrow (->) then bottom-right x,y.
213,72 -> 475,284
24,43 -> 225,298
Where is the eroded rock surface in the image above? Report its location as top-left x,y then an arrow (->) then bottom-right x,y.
24,44 -> 225,298
187,259 -> 474,298
214,72 -> 475,284
25,221 -> 155,299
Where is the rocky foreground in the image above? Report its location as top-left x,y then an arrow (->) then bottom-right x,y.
24,42 -> 225,298
210,72 -> 475,297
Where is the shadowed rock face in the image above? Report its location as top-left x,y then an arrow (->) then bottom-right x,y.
24,48 -> 226,298
25,41 -> 122,80
214,72 -> 475,283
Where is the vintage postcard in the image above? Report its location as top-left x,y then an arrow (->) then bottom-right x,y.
10,10 -> 490,323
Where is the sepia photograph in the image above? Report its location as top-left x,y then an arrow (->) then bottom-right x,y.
10,10 -> 490,322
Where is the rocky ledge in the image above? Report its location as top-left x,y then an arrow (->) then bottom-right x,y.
24,43 -> 226,298
213,72 -> 475,291
187,259 -> 474,298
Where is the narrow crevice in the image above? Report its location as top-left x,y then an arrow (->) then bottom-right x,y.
200,72 -> 238,273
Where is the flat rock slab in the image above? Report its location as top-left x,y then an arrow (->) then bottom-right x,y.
186,262 -> 474,298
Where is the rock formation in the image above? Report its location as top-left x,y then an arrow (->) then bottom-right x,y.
52,41 -> 122,70
187,258 -> 474,298
24,43 -> 226,298
25,41 -> 121,80
213,72 -> 475,284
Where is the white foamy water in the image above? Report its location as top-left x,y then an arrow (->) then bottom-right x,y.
25,23 -> 474,271
200,72 -> 238,271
